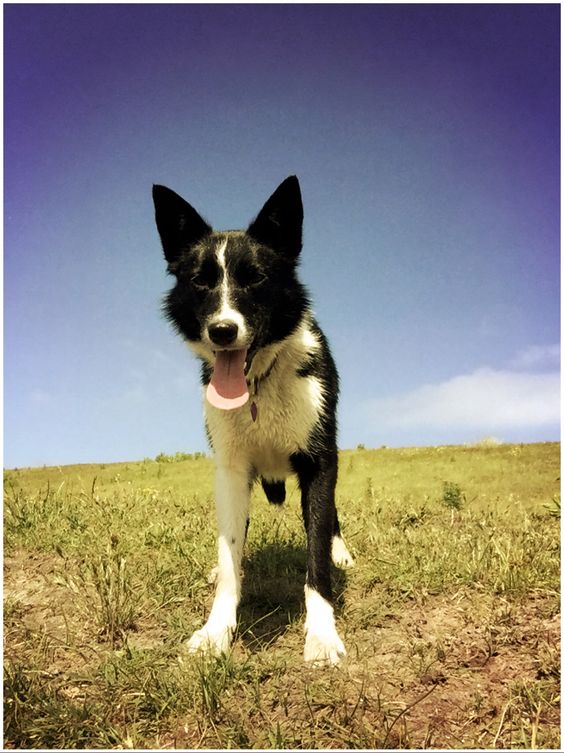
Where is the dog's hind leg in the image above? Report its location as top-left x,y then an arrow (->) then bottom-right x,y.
299,473 -> 353,568
187,463 -> 250,657
331,510 -> 355,569
261,478 -> 286,505
293,451 -> 346,666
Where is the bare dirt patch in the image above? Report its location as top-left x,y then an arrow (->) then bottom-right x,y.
346,592 -> 560,748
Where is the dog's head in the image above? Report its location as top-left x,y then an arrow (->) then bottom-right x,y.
153,176 -> 309,407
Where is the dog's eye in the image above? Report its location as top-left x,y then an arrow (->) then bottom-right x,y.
235,263 -> 267,288
191,273 -> 212,289
191,261 -> 219,290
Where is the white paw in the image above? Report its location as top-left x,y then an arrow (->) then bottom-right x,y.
186,624 -> 233,656
304,628 -> 346,666
331,536 -> 355,568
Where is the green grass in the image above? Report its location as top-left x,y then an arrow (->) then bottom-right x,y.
4,442 -> 560,749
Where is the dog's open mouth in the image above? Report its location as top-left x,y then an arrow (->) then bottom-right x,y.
206,349 -> 249,410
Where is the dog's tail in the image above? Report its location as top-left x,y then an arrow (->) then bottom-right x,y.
261,478 -> 286,505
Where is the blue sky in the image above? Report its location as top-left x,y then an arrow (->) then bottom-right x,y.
4,3 -> 560,468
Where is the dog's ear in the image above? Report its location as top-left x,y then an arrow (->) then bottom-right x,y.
152,185 -> 212,264
247,176 -> 303,259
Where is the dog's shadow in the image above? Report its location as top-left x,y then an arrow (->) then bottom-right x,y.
237,541 -> 348,651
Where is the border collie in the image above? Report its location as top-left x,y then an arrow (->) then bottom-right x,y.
152,176 -> 354,665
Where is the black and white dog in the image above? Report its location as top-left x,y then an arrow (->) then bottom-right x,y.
152,176 -> 353,665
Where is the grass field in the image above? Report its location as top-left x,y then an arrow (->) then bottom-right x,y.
4,442 -> 560,749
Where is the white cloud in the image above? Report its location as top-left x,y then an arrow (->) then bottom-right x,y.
367,367 -> 560,431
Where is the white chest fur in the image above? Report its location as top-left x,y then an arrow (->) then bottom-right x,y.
203,319 -> 325,480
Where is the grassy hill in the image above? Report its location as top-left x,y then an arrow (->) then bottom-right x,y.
4,442 -> 560,748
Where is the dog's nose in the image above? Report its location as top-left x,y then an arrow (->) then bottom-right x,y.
208,320 -> 239,347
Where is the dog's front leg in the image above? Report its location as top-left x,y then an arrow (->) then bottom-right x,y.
296,452 -> 347,666
187,463 -> 249,657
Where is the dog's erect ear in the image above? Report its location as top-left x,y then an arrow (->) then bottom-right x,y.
152,185 -> 212,264
247,176 -> 303,259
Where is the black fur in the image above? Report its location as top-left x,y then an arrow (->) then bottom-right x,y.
261,478 -> 286,505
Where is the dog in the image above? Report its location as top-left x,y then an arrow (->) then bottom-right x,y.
152,176 -> 354,665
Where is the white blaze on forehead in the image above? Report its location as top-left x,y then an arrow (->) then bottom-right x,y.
216,237 -> 229,311
216,236 -> 229,269
212,236 -> 247,338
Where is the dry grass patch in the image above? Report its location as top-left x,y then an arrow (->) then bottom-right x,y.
4,442 -> 560,748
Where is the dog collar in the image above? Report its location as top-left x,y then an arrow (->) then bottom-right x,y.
248,356 -> 278,422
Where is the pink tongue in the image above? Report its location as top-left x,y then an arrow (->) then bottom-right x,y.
206,349 -> 249,410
